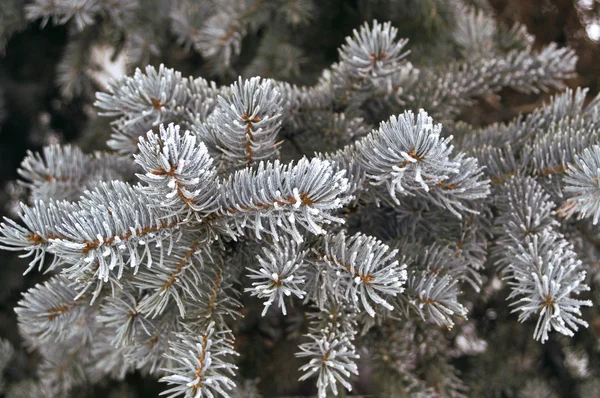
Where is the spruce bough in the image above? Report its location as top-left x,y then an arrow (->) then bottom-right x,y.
1,3 -> 600,397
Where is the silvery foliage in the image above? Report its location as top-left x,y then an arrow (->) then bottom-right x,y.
452,5 -> 502,59
0,7 -> 596,398
351,109 -> 490,216
0,200 -> 78,274
317,19 -> 411,112
25,0 -> 102,30
25,0 -> 137,31
565,145 -> 600,224
296,327 -> 359,398
22,0 -> 314,96
467,87 -> 600,173
245,236 -> 308,316
492,177 -> 559,271
135,123 -> 220,218
399,270 -> 468,329
18,144 -> 134,202
507,231 -> 591,343
357,110 -> 458,199
51,181 -> 182,284
132,233 -> 208,318
494,177 -> 592,342
311,231 -> 408,317
15,275 -> 94,345
219,157 -> 351,242
95,64 -> 189,126
380,207 -> 488,322
338,20 -> 409,78
400,4 -> 576,121
96,289 -> 153,348
160,322 -> 238,398
198,76 -> 283,168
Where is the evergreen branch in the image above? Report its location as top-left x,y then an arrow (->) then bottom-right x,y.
355,109 -> 459,201
396,239 -> 482,292
184,255 -> 242,330
97,288 -> 153,348
492,176 -> 558,271
48,181 -> 184,283
219,157 -> 351,241
95,64 -> 188,125
506,230 -> 592,343
15,275 -> 92,345
0,200 -> 77,273
565,145 -> 600,224
245,235 -> 307,316
18,144 -> 135,202
136,123 -> 220,219
467,88 -> 600,153
398,270 -> 467,329
133,235 -> 207,318
402,43 -> 577,121
203,77 -> 283,168
296,327 -> 359,398
160,322 -> 239,398
314,231 -> 407,317
26,0 -> 100,30
338,20 -> 410,79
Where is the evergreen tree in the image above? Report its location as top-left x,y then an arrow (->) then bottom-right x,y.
1,1 -> 600,397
